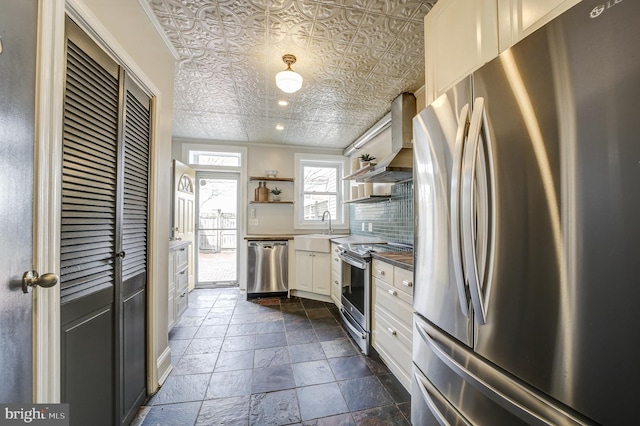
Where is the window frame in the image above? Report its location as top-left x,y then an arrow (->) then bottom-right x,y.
294,153 -> 349,230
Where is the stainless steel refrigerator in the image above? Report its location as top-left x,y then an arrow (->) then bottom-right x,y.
412,1 -> 640,424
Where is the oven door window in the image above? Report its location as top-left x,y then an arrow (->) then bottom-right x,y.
343,264 -> 365,314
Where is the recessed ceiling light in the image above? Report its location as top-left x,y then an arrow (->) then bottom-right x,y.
276,124 -> 284,130
278,100 -> 289,106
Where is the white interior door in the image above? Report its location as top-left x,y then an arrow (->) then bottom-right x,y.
195,172 -> 240,287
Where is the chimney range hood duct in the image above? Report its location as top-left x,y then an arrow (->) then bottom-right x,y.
361,92 -> 416,183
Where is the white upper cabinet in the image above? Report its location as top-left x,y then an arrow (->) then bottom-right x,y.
424,0 -> 498,104
498,0 -> 582,52
424,0 -> 581,104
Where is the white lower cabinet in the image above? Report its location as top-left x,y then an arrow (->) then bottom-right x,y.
371,259 -> 414,391
168,241 -> 190,330
294,250 -> 330,296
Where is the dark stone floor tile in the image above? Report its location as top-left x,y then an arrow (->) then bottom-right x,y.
351,405 -> 410,426
307,413 -> 355,426
321,339 -> 358,359
233,304 -> 259,314
182,307 -> 211,317
256,319 -> 285,334
221,335 -> 256,352
169,326 -> 198,340
168,339 -> 190,358
328,356 -> 372,381
315,326 -> 347,342
174,315 -> 205,328
280,302 -> 305,313
141,401 -> 200,426
339,376 -> 393,412
172,353 -> 218,375
254,332 -> 287,349
201,315 -> 232,326
305,307 -> 333,319
226,323 -> 258,336
194,325 -> 228,339
301,299 -> 327,309
214,350 -> 254,372
310,316 -> 339,329
297,382 -> 349,421
287,329 -> 319,345
364,353 -> 391,376
184,338 -> 223,355
251,364 -> 295,393
151,374 -> 210,405
288,342 -> 326,363
292,360 -> 335,387
205,369 -> 252,399
196,396 -> 250,426
250,389 -> 301,425
230,313 -> 258,324
254,346 -> 291,368
284,318 -> 314,332
257,311 -> 284,322
378,374 -> 410,403
398,402 -> 411,424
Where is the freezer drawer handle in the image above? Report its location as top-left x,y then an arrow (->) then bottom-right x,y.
415,322 -> 588,426
413,370 -> 472,426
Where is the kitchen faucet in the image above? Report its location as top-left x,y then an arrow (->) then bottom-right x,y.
321,210 -> 333,235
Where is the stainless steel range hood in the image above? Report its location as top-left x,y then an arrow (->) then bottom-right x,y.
361,93 -> 416,183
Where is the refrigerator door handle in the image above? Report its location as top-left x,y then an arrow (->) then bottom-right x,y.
461,97 -> 493,324
450,103 -> 471,318
414,369 -> 472,426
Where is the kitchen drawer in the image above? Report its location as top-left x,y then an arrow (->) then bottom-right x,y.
372,259 -> 393,284
374,307 -> 412,389
176,285 -> 188,317
331,270 -> 342,307
176,266 -> 188,293
393,266 -> 414,298
374,278 -> 414,330
331,250 -> 342,275
175,245 -> 188,270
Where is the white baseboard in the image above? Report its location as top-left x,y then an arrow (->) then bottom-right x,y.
156,347 -> 173,388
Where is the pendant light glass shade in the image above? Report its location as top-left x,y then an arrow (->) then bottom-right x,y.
276,54 -> 303,93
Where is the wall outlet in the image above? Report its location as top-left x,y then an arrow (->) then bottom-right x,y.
368,223 -> 373,232
249,219 -> 258,226
361,223 -> 365,231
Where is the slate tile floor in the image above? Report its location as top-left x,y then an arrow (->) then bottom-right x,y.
133,288 -> 411,425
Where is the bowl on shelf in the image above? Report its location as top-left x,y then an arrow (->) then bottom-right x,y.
265,170 -> 279,178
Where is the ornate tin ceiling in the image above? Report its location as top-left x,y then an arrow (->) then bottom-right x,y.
144,0 -> 436,148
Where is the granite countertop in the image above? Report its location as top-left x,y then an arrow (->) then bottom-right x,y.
329,235 -> 388,245
371,251 -> 414,271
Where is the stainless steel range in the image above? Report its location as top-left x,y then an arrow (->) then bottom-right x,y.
337,242 -> 412,355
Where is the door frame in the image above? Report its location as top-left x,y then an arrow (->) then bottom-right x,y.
33,0 -> 163,402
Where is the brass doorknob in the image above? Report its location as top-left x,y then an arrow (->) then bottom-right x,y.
22,271 -> 59,293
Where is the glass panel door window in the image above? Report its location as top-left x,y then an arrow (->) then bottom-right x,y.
196,172 -> 239,286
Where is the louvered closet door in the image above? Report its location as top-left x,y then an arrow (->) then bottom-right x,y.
60,18 -> 151,426
118,75 -> 150,425
60,19 -> 119,426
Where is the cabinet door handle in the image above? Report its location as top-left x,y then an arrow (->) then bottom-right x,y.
388,328 -> 397,336
388,289 -> 397,296
402,280 -> 413,287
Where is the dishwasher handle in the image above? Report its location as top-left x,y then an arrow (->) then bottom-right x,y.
248,241 -> 288,249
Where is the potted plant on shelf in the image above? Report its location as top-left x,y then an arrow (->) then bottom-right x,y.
270,187 -> 282,202
359,153 -> 376,168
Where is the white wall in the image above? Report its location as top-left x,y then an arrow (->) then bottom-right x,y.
77,0 -> 176,391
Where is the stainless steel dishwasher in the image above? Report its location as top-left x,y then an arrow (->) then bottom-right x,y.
247,240 -> 288,298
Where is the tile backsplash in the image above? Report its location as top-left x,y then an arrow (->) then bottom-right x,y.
349,181 -> 413,245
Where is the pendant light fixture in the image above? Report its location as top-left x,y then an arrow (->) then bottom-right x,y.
275,54 -> 303,93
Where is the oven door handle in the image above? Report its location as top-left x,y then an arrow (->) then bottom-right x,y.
338,252 -> 367,269
339,307 -> 367,339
